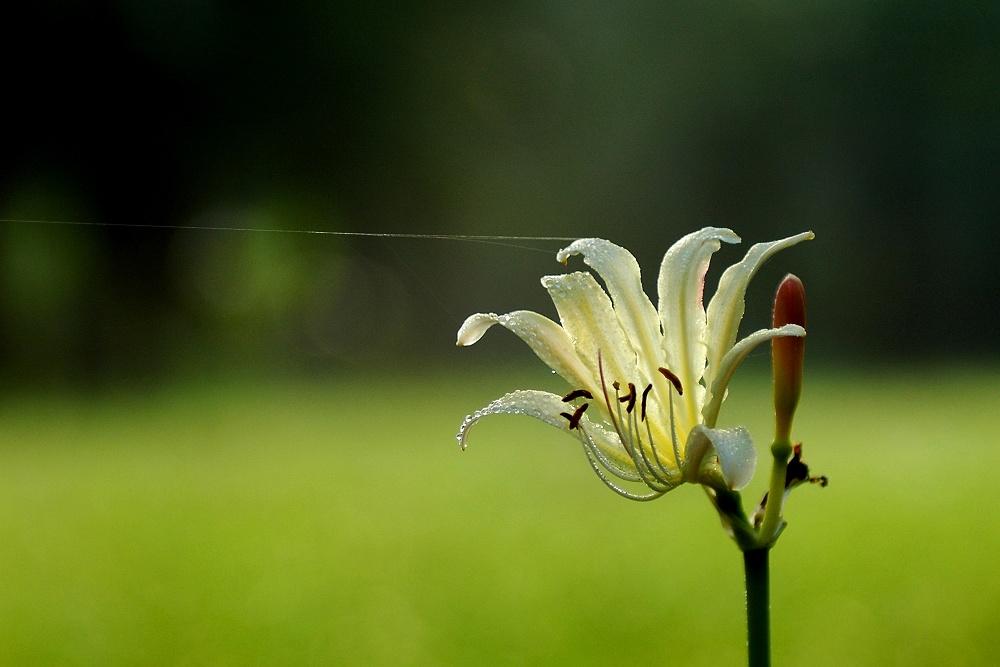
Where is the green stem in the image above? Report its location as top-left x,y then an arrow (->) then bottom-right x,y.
758,440 -> 791,546
743,548 -> 771,667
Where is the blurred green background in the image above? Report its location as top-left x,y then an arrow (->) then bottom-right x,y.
1,1 -> 999,665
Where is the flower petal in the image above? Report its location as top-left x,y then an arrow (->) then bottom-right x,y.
684,424 -> 757,490
541,272 -> 638,395
555,239 -> 661,380
457,389 -> 637,473
701,324 -> 806,428
456,313 -> 500,346
656,228 -> 741,433
553,238 -> 685,451
703,231 -> 814,397
455,311 -> 593,390
458,389 -> 568,450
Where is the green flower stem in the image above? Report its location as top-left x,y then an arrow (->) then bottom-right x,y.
743,547 -> 771,667
757,439 -> 792,546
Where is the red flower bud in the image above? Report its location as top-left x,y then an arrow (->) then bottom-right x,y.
772,274 -> 806,443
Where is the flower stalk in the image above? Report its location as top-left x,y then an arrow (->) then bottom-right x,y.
744,548 -> 771,667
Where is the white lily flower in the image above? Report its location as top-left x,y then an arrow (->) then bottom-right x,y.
457,228 -> 813,501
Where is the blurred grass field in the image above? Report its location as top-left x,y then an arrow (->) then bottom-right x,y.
0,363 -> 998,665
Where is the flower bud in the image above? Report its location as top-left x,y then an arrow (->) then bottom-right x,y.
772,274 -> 806,444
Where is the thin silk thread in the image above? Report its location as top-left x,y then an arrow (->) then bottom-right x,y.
0,219 -> 578,242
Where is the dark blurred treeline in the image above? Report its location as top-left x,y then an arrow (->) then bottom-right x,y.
1,1 -> 998,385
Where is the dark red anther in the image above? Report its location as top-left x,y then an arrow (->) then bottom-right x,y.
658,367 -> 684,395
560,403 -> 589,430
618,382 -> 637,413
562,389 -> 594,402
640,384 -> 653,421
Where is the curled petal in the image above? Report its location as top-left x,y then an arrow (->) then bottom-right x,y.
455,311 -> 593,391
458,389 -> 569,450
703,232 -> 814,394
458,389 -> 636,472
701,324 -> 806,428
685,424 -> 756,490
657,228 -> 741,433
457,313 -> 501,346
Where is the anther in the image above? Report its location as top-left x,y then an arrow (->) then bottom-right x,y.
640,383 -> 653,421
560,403 -> 589,430
658,367 -> 684,395
562,389 -> 594,402
612,380 -> 621,391
618,382 -> 636,413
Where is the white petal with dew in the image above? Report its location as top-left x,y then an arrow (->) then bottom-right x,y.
541,272 -> 638,392
657,228 -> 741,433
455,311 -> 593,390
457,390 -> 636,472
458,390 -> 568,450
684,424 -> 757,490
555,238 -> 683,453
701,324 -> 805,428
703,231 -> 814,394
456,313 -> 500,346
555,239 -> 662,382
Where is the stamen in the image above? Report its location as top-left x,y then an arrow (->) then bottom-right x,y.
612,384 -> 670,490
597,350 -> 666,493
627,402 -> 673,487
666,378 -> 682,468
612,387 -> 636,458
597,351 -> 625,443
644,415 -> 678,482
560,403 -> 589,430
618,382 -> 637,413
658,367 -> 684,395
574,423 -> 643,483
578,435 -> 667,502
562,389 -> 594,402
640,384 -> 653,421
